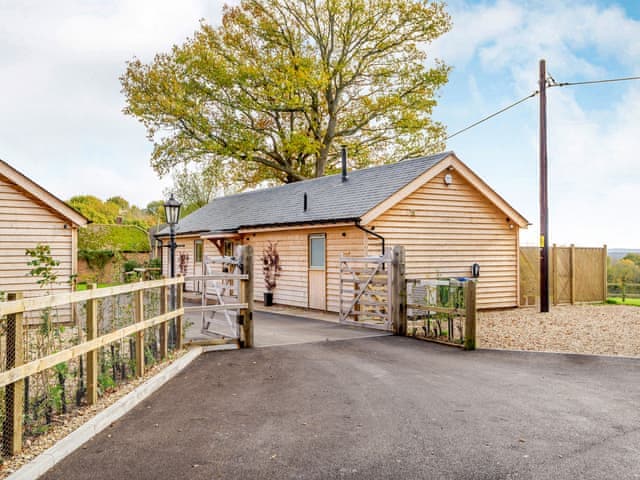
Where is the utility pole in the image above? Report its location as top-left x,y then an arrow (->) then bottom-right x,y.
539,59 -> 550,313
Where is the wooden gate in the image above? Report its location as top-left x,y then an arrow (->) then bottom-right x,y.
183,245 -> 254,347
339,251 -> 393,331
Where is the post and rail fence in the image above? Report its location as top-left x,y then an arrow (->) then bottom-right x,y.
0,246 -> 255,459
0,277 -> 184,456
607,283 -> 640,301
406,278 -> 477,350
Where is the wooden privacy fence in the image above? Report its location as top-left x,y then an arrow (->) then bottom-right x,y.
520,245 -> 607,306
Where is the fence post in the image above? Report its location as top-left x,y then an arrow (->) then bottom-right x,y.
159,281 -> 168,359
552,244 -> 558,306
390,246 -> 406,336
570,244 -> 576,305
238,245 -> 254,348
464,281 -> 477,350
135,282 -> 145,378
175,275 -> 184,350
4,292 -> 24,456
602,244 -> 608,302
86,284 -> 98,405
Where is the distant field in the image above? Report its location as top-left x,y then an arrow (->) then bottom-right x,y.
607,297 -> 640,307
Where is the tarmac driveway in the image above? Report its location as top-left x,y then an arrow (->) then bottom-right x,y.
41,336 -> 640,480
184,309 -> 390,346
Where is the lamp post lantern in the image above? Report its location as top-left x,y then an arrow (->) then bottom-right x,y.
163,194 -> 182,279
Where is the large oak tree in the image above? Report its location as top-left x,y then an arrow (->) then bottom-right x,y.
121,0 -> 451,185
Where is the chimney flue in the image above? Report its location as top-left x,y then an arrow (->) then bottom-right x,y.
341,145 -> 348,182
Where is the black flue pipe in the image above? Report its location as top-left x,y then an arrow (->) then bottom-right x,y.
341,146 -> 348,182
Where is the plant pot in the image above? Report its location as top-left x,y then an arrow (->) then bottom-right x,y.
264,291 -> 274,307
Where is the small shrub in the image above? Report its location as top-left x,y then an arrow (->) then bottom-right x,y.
123,259 -> 142,273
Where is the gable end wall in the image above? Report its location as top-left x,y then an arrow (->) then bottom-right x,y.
368,169 -> 519,309
0,175 -> 73,297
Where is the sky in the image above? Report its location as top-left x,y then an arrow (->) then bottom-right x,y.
0,0 -> 638,248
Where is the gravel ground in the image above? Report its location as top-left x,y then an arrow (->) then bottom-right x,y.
478,304 -> 640,357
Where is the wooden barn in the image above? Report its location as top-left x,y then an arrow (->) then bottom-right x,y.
0,160 -> 88,298
158,152 -> 528,310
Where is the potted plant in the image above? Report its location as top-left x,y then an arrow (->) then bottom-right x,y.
262,241 -> 282,306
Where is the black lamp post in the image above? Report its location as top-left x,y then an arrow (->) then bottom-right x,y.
163,194 -> 181,347
163,194 -> 182,279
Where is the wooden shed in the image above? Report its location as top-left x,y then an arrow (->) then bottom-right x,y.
0,160 -> 88,298
158,152 -> 528,310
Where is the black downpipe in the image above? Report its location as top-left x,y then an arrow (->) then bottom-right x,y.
355,221 -> 385,256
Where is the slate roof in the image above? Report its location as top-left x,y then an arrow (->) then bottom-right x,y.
159,151 -> 452,236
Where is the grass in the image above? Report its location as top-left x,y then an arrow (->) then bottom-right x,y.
606,297 -> 640,307
76,282 -> 119,291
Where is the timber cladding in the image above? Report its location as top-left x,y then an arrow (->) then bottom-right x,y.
0,175 -> 73,298
370,169 -> 519,310
244,226 -> 367,311
520,245 -> 607,306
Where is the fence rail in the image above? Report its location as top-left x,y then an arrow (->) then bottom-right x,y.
608,283 -> 640,299
0,276 -> 185,457
406,279 -> 477,349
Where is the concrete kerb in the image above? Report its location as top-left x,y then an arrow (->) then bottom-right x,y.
7,347 -> 204,480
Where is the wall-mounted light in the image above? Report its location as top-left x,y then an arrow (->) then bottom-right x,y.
444,173 -> 453,186
472,263 -> 480,278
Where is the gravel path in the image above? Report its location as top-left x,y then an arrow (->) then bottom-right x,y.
478,304 -> 640,357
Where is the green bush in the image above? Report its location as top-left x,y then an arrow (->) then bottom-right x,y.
123,259 -> 142,273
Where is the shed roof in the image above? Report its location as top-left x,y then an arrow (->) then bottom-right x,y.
160,152 -> 451,236
0,159 -> 88,226
159,151 -> 528,237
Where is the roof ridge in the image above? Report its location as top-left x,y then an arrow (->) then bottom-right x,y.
202,151 -> 452,203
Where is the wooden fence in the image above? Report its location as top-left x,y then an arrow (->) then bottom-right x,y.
406,279 -> 477,350
0,277 -> 185,455
520,245 -> 607,306
339,246 -> 406,334
338,246 -> 477,348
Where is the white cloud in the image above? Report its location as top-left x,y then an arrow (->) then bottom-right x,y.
430,0 -> 524,66
437,0 -> 640,247
0,0 -> 229,206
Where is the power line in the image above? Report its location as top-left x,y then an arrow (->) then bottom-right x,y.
446,90 -> 539,140
549,75 -> 640,88
445,74 -> 639,141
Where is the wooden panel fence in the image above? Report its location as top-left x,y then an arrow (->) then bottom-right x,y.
520,245 -> 607,306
